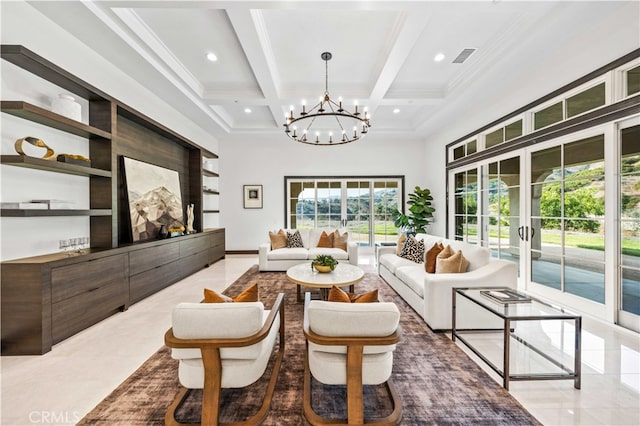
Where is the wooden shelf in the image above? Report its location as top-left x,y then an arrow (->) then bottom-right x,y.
1,45 -> 111,102
1,155 -> 111,177
1,209 -> 111,217
203,210 -> 220,214
203,189 -> 219,195
1,101 -> 112,139
203,169 -> 219,177
201,147 -> 219,159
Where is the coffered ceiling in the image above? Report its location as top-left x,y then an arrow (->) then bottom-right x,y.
25,1 -> 640,145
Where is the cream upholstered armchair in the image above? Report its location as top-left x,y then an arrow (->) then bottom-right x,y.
302,292 -> 402,425
164,293 -> 285,426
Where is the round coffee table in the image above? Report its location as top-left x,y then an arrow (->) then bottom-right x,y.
286,262 -> 365,302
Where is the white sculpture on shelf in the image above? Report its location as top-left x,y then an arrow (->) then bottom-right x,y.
186,204 -> 195,233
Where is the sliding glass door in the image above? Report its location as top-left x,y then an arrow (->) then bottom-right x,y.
528,134 -> 606,305
448,121 -> 640,326
287,177 -> 403,246
618,119 -> 640,332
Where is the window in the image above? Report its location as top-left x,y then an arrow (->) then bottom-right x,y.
566,82 -> 605,118
534,82 -> 606,131
485,120 -> 523,149
453,168 -> 478,243
627,65 -> 640,96
534,102 -> 563,130
452,139 -> 477,161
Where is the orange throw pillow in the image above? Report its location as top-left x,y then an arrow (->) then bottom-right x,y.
332,230 -> 348,251
350,289 -> 379,303
327,285 -> 379,303
269,229 -> 287,250
317,231 -> 334,248
425,242 -> 444,273
204,283 -> 259,303
328,285 -> 351,302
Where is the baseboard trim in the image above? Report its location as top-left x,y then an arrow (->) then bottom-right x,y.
226,250 -> 258,255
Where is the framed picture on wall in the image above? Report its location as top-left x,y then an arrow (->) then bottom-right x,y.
243,185 -> 263,209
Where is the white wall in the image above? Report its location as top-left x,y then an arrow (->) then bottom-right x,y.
0,1 -> 217,261
220,135 -> 428,251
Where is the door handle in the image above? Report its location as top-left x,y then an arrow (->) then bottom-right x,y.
530,227 -> 535,239
517,226 -> 524,241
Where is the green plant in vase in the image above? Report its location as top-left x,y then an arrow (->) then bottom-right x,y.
311,254 -> 338,273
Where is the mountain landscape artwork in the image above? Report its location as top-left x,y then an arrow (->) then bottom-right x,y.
123,157 -> 184,242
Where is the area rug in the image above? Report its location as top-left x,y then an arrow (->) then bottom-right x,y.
78,265 -> 540,425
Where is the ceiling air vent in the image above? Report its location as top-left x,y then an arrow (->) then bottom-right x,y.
452,48 -> 476,64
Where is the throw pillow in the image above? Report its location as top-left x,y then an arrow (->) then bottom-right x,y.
350,288 -> 379,303
425,242 -> 444,273
398,236 -> 425,263
204,283 -> 259,303
436,250 -> 470,273
396,233 -> 407,255
317,231 -> 334,248
332,230 -> 349,251
287,230 -> 304,248
269,229 -> 287,250
437,244 -> 454,260
328,285 -> 351,302
327,285 -> 379,303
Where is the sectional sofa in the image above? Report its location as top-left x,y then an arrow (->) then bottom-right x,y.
378,233 -> 518,330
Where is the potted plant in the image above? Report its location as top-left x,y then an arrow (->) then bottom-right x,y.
392,186 -> 435,235
311,254 -> 339,273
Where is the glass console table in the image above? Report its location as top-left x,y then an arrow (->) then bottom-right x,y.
452,287 -> 581,390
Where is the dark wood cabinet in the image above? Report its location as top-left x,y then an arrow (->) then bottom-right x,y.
1,229 -> 225,355
0,45 -> 226,355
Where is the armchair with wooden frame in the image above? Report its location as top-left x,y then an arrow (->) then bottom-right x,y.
164,293 -> 285,426
302,292 -> 403,425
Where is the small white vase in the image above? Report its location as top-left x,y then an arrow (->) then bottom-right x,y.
52,93 -> 81,121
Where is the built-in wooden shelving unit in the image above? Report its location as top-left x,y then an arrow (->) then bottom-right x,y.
1,44 -> 224,355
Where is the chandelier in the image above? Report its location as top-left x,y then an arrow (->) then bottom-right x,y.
283,52 -> 371,145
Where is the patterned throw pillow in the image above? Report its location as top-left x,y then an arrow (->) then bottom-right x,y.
269,229 -> 287,250
317,231 -> 334,248
398,236 -> 425,263
287,230 -> 304,248
332,230 -> 349,251
204,283 -> 259,303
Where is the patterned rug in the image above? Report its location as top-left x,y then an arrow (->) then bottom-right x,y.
78,265 -> 540,425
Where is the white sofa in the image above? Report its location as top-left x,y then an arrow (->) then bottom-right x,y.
378,233 -> 518,330
259,228 -> 358,272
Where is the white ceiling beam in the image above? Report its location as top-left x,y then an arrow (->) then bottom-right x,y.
366,12 -> 434,112
226,8 -> 284,127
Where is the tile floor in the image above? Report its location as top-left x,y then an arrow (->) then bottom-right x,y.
1,252 -> 638,425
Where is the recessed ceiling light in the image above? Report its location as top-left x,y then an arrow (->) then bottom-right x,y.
244,108 -> 252,113
434,53 -> 445,62
393,108 -> 400,114
206,52 -> 218,62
